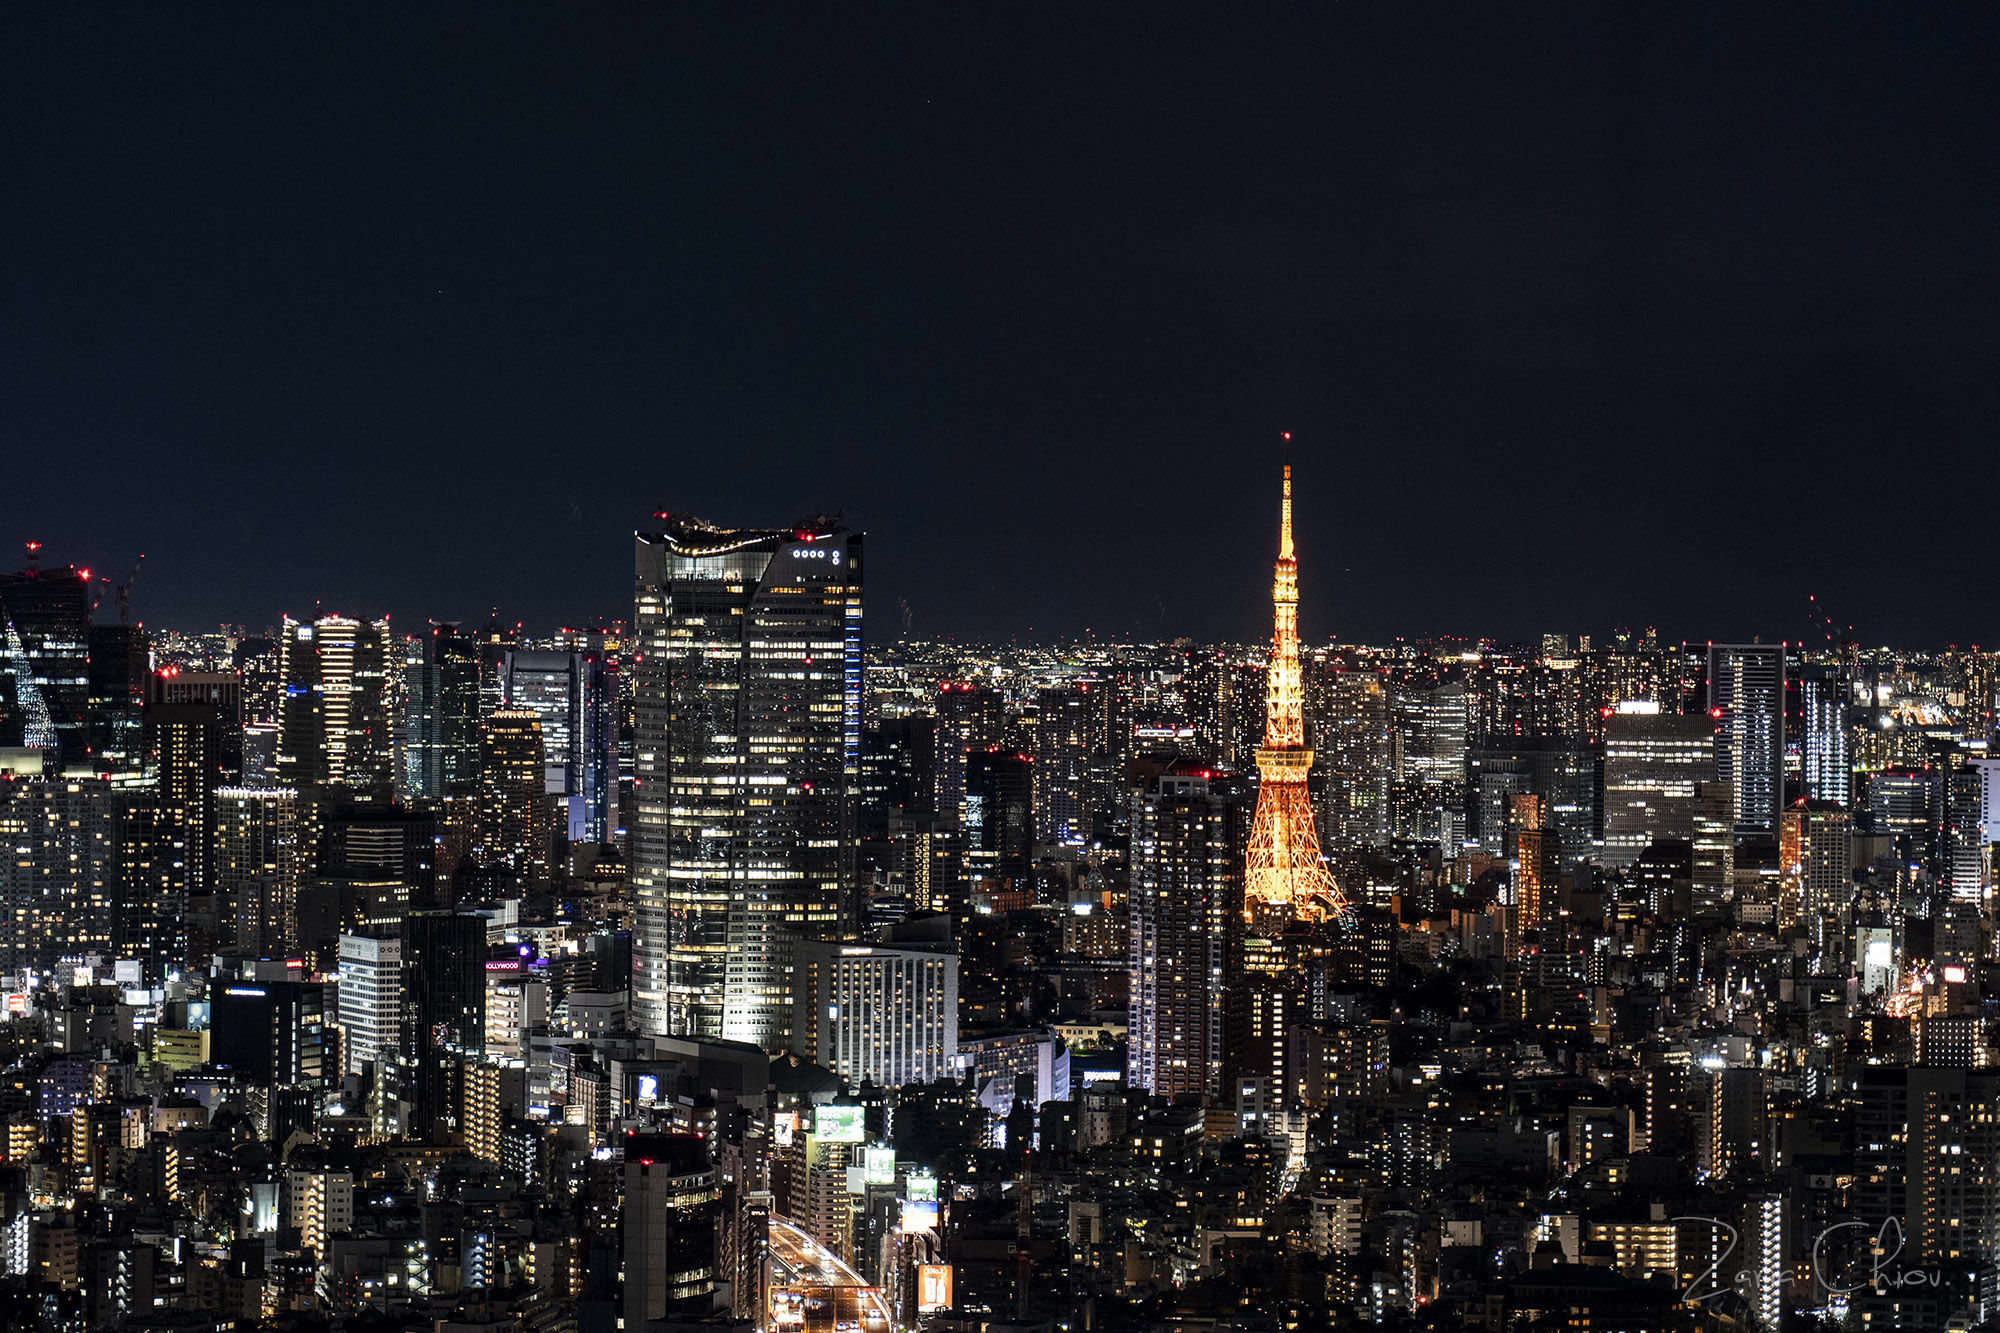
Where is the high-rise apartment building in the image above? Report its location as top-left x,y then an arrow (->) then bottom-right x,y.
214,787 -> 302,957
1310,663 -> 1391,852
146,698 -> 224,924
0,776 -> 115,971
631,515 -> 862,1047
233,636 -> 282,786
1183,654 -> 1265,768
932,682 -> 1002,825
1707,645 -> 1785,838
1034,683 -> 1095,847
146,670 -> 243,941
1856,1067 -> 2000,1271
1510,793 -> 1555,951
1778,800 -> 1850,932
1127,764 -> 1237,1100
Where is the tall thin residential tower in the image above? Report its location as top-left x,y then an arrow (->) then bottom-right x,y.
631,515 -> 863,1047
1243,466 -> 1349,920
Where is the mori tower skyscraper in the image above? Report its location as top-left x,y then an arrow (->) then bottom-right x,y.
631,515 -> 863,1048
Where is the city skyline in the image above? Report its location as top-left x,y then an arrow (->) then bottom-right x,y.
16,513 -> 2000,657
7,9 -> 2000,1331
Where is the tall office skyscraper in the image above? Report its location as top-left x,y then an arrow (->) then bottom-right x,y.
631,515 -> 862,1047
1310,662 -> 1391,852
503,647 -> 618,843
479,708 -> 548,890
1708,644 -> 1785,838
86,623 -> 149,782
1867,766 -> 1939,870
1943,766 -> 1988,902
337,930 -> 403,1076
146,689 -> 229,935
403,911 -> 486,1137
403,622 -> 481,800
277,615 -> 396,795
1127,763 -> 1237,1099
964,749 -> 1032,889
210,978 -> 327,1087
0,548 -> 91,766
1601,704 -> 1720,867
622,1134 -> 721,1326
1243,467 -> 1348,920
1796,664 -> 1851,806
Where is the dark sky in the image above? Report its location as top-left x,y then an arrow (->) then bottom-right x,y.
6,8 -> 1996,648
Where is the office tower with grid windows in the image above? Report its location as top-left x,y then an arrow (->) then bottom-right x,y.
276,614 -> 396,797
1708,644 -> 1785,837
503,647 -> 618,843
1601,703 -> 1721,867
403,622 -> 481,800
631,515 -> 862,1047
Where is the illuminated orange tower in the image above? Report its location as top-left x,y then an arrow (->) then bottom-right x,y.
1243,464 -> 1350,921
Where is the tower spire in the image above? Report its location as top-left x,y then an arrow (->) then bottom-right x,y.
1243,463 -> 1350,922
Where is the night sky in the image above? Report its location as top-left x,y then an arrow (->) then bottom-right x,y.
6,8 -> 1997,647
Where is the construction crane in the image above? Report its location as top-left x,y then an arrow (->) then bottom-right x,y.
1804,593 -> 1856,657
111,554 -> 145,625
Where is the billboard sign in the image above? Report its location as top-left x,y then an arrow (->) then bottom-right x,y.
917,1263 -> 952,1310
815,1104 -> 865,1143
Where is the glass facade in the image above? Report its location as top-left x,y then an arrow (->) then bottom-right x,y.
403,622 -> 480,799
632,519 -> 862,1048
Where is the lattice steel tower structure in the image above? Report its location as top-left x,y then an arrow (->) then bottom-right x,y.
1244,465 -> 1350,921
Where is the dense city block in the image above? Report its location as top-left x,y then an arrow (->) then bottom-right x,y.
0,482 -> 1995,1333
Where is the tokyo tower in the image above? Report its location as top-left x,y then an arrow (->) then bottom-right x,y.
1243,464 -> 1351,921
